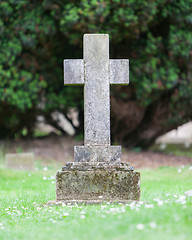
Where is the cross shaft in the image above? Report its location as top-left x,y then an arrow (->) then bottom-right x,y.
64,34 -> 129,162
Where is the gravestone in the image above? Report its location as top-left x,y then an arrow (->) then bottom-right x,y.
55,34 -> 140,203
6,153 -> 34,171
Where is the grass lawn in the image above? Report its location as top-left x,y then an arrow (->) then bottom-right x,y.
0,163 -> 192,240
150,143 -> 192,158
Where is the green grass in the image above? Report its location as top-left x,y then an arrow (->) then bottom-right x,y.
0,165 -> 192,240
150,143 -> 192,158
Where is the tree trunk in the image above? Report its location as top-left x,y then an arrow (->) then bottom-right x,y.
110,85 -> 190,149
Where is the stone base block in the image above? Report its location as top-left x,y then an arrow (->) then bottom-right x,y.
56,163 -> 140,201
74,145 -> 121,163
62,162 -> 134,171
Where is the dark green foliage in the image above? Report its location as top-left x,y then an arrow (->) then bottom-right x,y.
0,0 -> 192,147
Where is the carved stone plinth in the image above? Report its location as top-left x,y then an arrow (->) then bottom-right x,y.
56,162 -> 140,202
74,146 -> 121,163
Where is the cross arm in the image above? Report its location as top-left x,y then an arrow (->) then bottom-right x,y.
109,59 -> 129,85
64,59 -> 84,85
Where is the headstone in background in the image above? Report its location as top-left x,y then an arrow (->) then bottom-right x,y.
156,122 -> 192,146
6,153 -> 34,171
55,34 -> 140,204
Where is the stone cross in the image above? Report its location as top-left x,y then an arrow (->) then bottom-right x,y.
64,34 -> 129,163
55,34 -> 140,204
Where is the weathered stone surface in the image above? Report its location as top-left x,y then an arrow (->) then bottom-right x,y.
54,33 -> 140,204
84,34 -> 110,145
74,145 -> 121,163
64,59 -> 84,85
64,34 -> 129,148
5,153 -> 34,171
56,169 -> 140,201
62,162 -> 134,171
109,59 -> 129,84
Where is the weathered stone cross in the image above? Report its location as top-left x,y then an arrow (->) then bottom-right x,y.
55,34 -> 140,204
64,34 -> 129,163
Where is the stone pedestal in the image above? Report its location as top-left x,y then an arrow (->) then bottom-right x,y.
56,162 -> 140,202
74,145 -> 121,163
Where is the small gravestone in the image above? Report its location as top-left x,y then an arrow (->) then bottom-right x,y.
55,34 -> 140,204
5,153 -> 34,171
